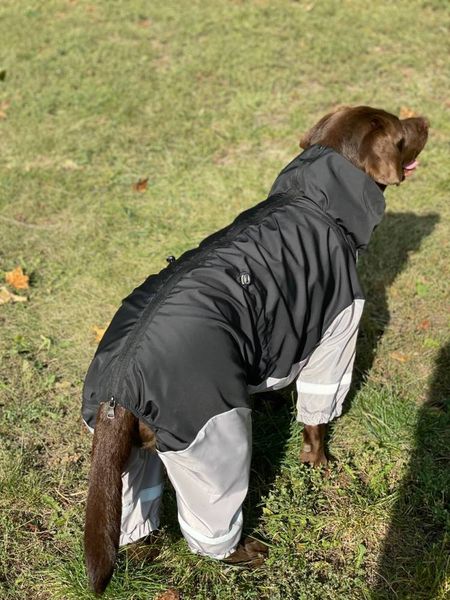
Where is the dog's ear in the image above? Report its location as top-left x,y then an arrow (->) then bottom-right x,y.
359,126 -> 404,185
299,106 -> 349,149
400,116 -> 430,166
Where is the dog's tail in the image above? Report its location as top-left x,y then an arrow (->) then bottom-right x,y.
84,401 -> 137,595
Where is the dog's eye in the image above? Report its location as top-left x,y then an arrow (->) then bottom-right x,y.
397,138 -> 405,151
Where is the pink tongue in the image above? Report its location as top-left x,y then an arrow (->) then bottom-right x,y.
404,159 -> 418,170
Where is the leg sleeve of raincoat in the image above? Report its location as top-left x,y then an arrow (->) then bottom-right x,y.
119,446 -> 164,546
296,299 -> 364,425
157,407 -> 252,560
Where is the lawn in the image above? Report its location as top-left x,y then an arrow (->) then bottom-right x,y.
0,1 -> 449,598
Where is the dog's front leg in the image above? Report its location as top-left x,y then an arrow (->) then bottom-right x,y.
299,423 -> 328,467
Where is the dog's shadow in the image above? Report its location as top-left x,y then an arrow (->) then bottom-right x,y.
351,211 -> 439,396
161,211 -> 439,553
373,342 -> 450,598
349,211 -> 448,597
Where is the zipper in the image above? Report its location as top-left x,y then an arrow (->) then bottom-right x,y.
107,397 -> 116,419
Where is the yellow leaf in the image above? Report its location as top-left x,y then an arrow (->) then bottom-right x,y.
0,286 -> 28,305
5,266 -> 29,290
92,325 -> 106,343
155,590 -> 181,600
399,106 -> 418,119
0,100 -> 10,120
390,351 -> 409,363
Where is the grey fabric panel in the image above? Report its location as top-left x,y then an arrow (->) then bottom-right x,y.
119,446 -> 164,546
296,299 -> 364,424
158,407 -> 252,559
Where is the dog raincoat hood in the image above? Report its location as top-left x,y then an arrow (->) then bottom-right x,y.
270,145 -> 385,251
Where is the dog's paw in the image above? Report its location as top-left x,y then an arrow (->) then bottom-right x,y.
222,537 -> 268,568
125,531 -> 163,564
299,448 -> 328,468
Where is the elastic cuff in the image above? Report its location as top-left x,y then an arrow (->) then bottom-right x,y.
119,519 -> 160,547
190,545 -> 239,560
296,410 -> 342,425
178,510 -> 243,559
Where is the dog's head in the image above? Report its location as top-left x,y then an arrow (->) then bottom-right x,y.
300,106 -> 429,185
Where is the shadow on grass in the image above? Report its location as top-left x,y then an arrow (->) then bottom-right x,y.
353,211 -> 439,391
343,210 -> 449,598
246,392 -> 293,534
373,343 -> 450,599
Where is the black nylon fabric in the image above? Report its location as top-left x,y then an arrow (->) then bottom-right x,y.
82,145 -> 385,451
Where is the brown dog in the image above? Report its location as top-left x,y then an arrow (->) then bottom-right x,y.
83,106 -> 428,594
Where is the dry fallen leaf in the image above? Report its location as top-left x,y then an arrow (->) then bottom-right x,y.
62,159 -> 81,170
390,351 -> 409,363
0,286 -> 28,305
399,106 -> 418,119
155,590 -> 181,600
132,177 -> 149,192
418,319 -> 431,331
0,100 -> 10,119
61,452 -> 81,465
92,325 -> 106,343
5,266 -> 29,290
137,17 -> 152,28
55,380 -> 71,391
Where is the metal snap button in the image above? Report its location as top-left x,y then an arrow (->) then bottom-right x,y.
239,272 -> 252,286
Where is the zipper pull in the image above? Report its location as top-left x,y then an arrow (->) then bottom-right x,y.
107,397 -> 116,419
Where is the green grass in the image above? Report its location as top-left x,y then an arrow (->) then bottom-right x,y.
1,0 -> 449,598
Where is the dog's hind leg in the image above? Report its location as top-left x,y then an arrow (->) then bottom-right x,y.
120,444 -> 164,549
158,407 -> 263,562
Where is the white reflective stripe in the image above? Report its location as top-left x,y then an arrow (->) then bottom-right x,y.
341,372 -> 352,385
140,483 -> 164,503
266,376 -> 283,388
178,511 -> 243,546
122,483 -> 164,518
83,419 -> 94,434
299,372 -> 352,395
248,359 -> 308,394
300,381 -> 339,394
